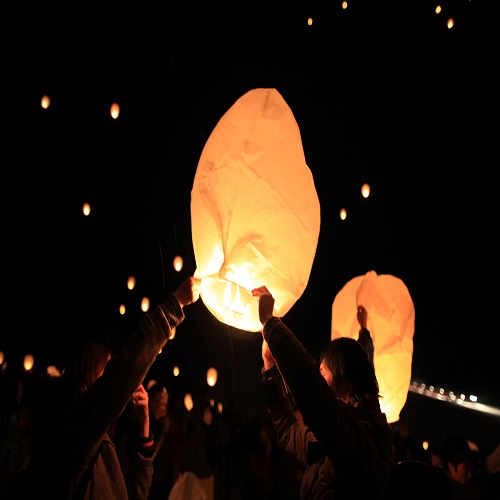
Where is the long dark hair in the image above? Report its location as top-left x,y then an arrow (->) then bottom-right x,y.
319,337 -> 379,400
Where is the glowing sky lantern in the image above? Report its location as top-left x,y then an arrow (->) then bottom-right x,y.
110,103 -> 120,119
207,367 -> 218,387
191,88 -> 321,331
127,276 -> 136,290
141,297 -> 150,312
24,354 -> 35,371
184,393 -> 193,411
173,255 -> 183,272
41,95 -> 50,109
331,270 -> 415,423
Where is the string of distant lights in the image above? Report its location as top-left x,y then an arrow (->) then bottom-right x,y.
409,381 -> 500,418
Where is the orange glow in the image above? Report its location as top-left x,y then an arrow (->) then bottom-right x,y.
191,88 -> 320,332
24,354 -> 34,371
331,270 -> 415,423
307,17 -> 313,26
0,351 -> 4,364
110,103 -> 120,119
207,367 -> 218,387
184,393 -> 193,411
340,208 -> 347,220
342,1 -> 348,9
83,203 -> 91,216
119,304 -> 126,315
361,183 -> 370,198
173,255 -> 183,272
47,365 -> 61,377
141,297 -> 150,312
173,366 -> 180,376
41,95 -> 50,109
447,18 -> 454,29
435,5 -> 442,14
127,276 -> 136,290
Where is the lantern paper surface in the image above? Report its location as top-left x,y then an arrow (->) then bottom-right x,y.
191,88 -> 320,332
331,270 -> 415,423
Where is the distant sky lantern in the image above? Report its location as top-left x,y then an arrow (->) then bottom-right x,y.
307,17 -> 313,26
340,208 -> 347,220
83,203 -> 91,216
141,297 -> 150,312
24,354 -> 35,371
41,95 -> 50,109
217,402 -> 223,414
191,88 -> 321,332
0,351 -> 3,364
127,276 -> 136,290
110,103 -> 120,119
361,183 -> 370,198
184,393 -> 193,411
207,367 -> 218,387
173,366 -> 180,376
447,18 -> 454,29
342,1 -> 348,9
119,304 -> 126,315
47,365 -> 61,377
331,270 -> 415,423
435,5 -> 442,14
173,255 -> 183,272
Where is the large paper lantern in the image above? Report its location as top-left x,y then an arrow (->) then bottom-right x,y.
331,270 -> 415,423
191,88 -> 320,331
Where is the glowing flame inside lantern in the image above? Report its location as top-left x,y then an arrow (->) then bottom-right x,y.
200,277 -> 259,332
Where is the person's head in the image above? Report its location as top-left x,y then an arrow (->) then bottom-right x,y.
64,341 -> 112,396
148,383 -> 168,421
319,337 -> 379,402
442,432 -> 473,484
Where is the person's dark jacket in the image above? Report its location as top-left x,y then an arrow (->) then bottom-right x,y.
30,295 -> 184,500
262,317 -> 393,499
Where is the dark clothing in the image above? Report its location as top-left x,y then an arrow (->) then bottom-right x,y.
262,317 -> 393,499
30,296 -> 184,500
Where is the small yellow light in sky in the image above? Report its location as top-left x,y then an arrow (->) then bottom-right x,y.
41,95 -> 51,109
24,354 -> 34,371
342,1 -> 348,9
141,297 -> 150,312
422,441 -> 429,451
435,5 -> 442,14
127,276 -> 136,290
361,183 -> 370,198
110,103 -> 120,119
447,18 -> 454,29
173,366 -> 180,376
307,17 -> 313,26
340,208 -> 347,220
184,393 -> 193,411
173,255 -> 183,272
83,203 -> 91,216
119,304 -> 126,315
207,367 -> 218,387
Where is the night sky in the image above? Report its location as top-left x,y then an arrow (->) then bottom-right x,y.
5,0 -> 499,420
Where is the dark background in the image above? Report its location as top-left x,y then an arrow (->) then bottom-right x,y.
5,1 -> 499,445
